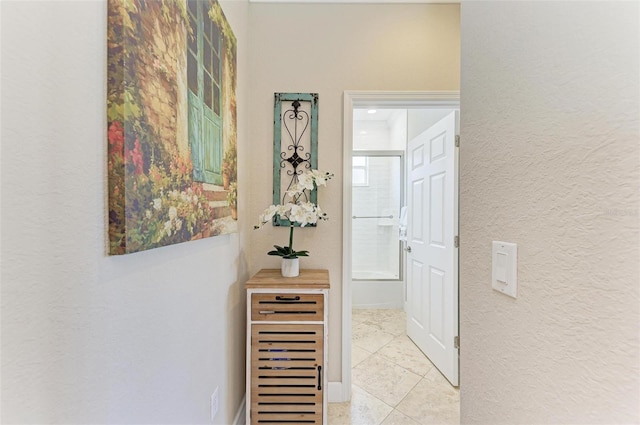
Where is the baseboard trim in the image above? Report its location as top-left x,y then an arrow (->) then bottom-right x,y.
352,302 -> 403,309
233,395 -> 246,425
328,381 -> 349,403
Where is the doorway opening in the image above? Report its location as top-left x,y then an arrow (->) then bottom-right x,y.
339,92 -> 460,419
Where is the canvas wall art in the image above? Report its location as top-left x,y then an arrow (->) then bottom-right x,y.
107,0 -> 237,255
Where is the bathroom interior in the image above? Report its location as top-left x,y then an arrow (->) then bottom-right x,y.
351,107 -> 457,309
342,107 -> 461,423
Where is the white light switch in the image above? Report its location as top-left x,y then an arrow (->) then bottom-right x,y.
495,252 -> 507,282
492,241 -> 517,298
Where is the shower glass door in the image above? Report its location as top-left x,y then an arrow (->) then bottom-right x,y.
351,153 -> 403,280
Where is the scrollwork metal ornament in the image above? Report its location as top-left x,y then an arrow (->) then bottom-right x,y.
273,93 -> 319,226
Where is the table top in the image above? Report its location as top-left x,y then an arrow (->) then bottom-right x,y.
245,269 -> 330,289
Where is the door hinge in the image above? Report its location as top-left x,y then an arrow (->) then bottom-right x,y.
454,336 -> 460,350
454,236 -> 459,248
455,135 -> 460,148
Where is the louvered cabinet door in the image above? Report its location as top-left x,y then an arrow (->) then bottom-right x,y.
250,324 -> 324,425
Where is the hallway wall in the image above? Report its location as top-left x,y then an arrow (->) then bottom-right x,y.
247,2 -> 460,384
1,1 -> 250,423
460,2 -> 640,423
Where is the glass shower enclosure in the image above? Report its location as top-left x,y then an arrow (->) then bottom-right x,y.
351,152 -> 404,281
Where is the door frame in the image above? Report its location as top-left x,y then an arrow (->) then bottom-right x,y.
338,91 -> 460,402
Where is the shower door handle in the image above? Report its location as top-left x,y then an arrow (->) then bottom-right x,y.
404,246 -> 412,253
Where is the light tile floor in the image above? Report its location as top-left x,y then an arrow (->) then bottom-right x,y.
328,309 -> 459,425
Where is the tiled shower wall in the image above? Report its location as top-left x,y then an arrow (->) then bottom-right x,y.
352,111 -> 406,279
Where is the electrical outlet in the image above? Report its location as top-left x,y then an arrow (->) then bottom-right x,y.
210,387 -> 219,421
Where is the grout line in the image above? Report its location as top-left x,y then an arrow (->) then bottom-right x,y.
351,383 -> 395,425
395,375 -> 423,409
379,409 -> 394,425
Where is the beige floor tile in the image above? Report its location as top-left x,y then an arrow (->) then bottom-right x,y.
380,409 -> 422,425
423,366 -> 460,391
352,354 -> 421,407
328,385 -> 393,425
327,401 -> 352,425
352,309 -> 374,324
377,335 -> 435,377
352,344 -> 372,367
396,369 -> 460,425
352,322 -> 395,353
338,309 -> 459,425
360,309 -> 406,336
355,308 -> 398,321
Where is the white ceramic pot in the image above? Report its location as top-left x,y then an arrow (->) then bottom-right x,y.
281,257 -> 300,277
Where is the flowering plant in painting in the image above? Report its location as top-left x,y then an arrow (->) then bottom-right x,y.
254,170 -> 333,259
108,120 -> 218,251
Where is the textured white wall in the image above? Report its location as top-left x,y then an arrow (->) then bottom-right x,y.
460,2 -> 640,423
0,0 -> 250,423
248,2 -> 460,383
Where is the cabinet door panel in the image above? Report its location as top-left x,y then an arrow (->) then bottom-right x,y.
251,324 -> 323,425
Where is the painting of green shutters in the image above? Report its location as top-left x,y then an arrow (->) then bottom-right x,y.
187,0 -> 223,185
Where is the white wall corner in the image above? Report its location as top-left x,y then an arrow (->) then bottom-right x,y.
233,395 -> 246,425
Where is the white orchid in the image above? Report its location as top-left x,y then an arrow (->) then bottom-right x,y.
254,169 -> 333,258
286,169 -> 333,195
296,171 -> 316,191
310,169 -> 332,186
289,202 -> 323,227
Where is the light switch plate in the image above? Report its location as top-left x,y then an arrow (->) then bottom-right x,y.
492,241 -> 517,298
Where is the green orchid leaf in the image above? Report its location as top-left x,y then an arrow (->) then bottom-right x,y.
295,251 -> 309,256
267,250 -> 284,256
273,245 -> 290,254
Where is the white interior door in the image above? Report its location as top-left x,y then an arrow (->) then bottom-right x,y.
406,111 -> 459,386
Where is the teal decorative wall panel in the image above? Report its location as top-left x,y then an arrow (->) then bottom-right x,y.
273,93 -> 319,227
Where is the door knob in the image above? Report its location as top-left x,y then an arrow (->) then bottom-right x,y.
405,246 -> 412,253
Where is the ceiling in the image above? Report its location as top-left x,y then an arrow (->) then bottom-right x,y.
249,0 -> 459,3
353,109 -> 398,121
